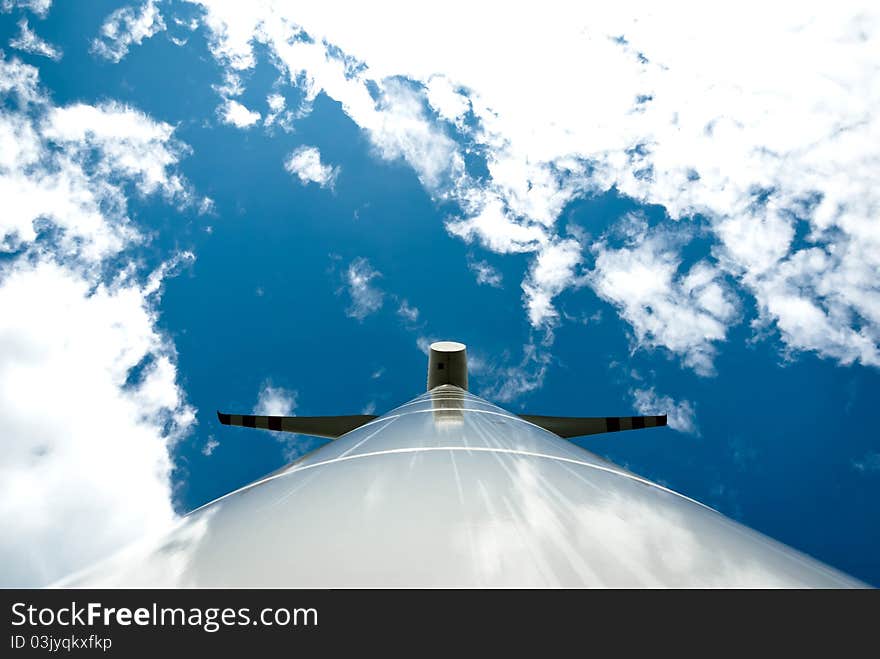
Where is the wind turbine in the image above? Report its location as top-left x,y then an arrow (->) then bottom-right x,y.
61,341 -> 863,587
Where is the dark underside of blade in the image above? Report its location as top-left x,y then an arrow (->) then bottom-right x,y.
216,409 -> 666,441
517,414 -> 667,438
216,412 -> 378,439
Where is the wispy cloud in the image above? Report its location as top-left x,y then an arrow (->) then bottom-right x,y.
415,335 -> 550,404
1,0 -> 51,17
252,382 -> 316,462
344,257 -> 383,320
264,93 -> 291,129
851,452 -> 880,474
468,257 -> 503,288
397,299 -> 419,323
91,0 -> 165,63
427,339 -> 550,403
201,436 -> 219,456
9,19 -> 62,60
481,343 -> 550,403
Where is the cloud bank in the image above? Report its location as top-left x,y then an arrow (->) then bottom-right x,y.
185,0 -> 880,376
0,54 -> 195,586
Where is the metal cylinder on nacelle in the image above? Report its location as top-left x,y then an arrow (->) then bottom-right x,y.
427,341 -> 468,391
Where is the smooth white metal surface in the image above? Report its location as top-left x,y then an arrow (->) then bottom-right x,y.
60,387 -> 864,587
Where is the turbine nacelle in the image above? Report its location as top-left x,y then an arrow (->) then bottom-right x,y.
217,340 -> 667,441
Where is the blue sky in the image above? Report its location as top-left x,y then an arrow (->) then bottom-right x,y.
0,0 -> 878,587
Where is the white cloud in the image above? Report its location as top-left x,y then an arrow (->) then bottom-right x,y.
344,257 -> 383,320
366,78 -> 463,191
213,70 -> 244,98
186,0 -> 880,373
201,436 -> 219,456
197,196 -> 215,215
91,0 -> 166,63
253,382 -> 310,461
851,452 -> 880,474
522,239 -> 583,329
219,99 -> 261,128
487,366 -> 547,403
425,75 -> 470,126
474,342 -> 550,403
415,336 -> 548,403
0,60 -> 192,263
43,101 -> 190,199
589,218 -> 738,375
748,246 -> 880,368
267,93 -> 285,112
167,14 -> 199,47
631,387 -> 698,436
0,258 -> 195,587
397,299 -> 419,323
0,54 -> 196,586
264,92 -> 290,128
253,382 -> 297,417
9,19 -> 62,60
0,53 -> 40,103
191,5 -> 464,190
468,258 -> 503,288
284,145 -> 339,188
1,0 -> 51,16
445,195 -> 547,255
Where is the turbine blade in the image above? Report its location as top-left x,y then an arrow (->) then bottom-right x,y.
216,412 -> 378,439
518,414 -> 667,438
